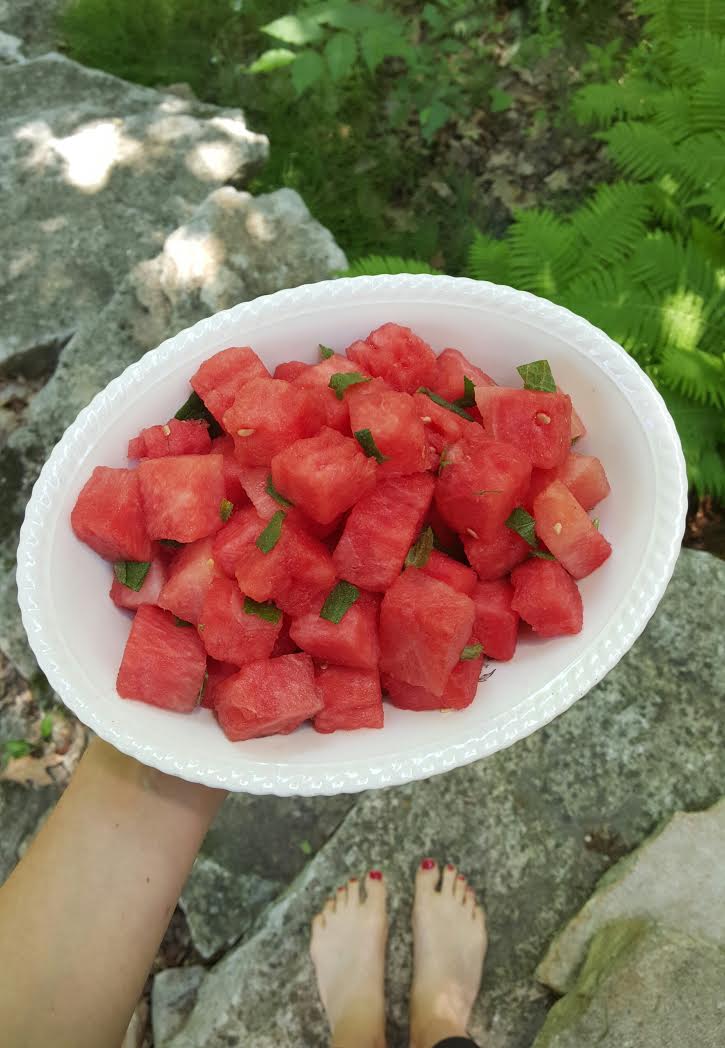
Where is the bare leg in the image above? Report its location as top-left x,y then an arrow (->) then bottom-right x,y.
310,870 -> 388,1048
409,859 -> 487,1048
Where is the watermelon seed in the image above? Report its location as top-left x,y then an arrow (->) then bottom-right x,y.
466,527 -> 479,539
162,424 -> 171,436
237,428 -> 255,437
553,522 -> 563,535
535,412 -> 551,424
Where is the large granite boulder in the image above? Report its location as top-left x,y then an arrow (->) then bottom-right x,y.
0,0 -> 62,58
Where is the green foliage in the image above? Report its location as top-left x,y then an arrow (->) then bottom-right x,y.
340,256 -> 442,277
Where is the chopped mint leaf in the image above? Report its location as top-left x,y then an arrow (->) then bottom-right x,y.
593,517 -> 600,530
354,428 -> 389,464
40,714 -> 53,740
460,643 -> 484,661
266,474 -> 294,508
113,560 -> 151,591
256,510 -> 285,553
406,526 -> 434,568
320,580 -> 360,624
299,839 -> 313,855
417,387 -> 473,420
160,539 -> 183,549
505,507 -> 537,548
319,344 -> 335,360
174,616 -> 193,627
329,372 -> 371,400
220,498 -> 234,522
455,375 -> 476,408
174,390 -> 223,437
530,549 -> 556,560
438,451 -> 452,473
4,739 -> 31,760
516,359 -> 556,393
244,596 -> 282,624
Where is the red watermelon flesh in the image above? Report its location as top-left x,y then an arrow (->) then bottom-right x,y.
128,418 -> 211,460
471,579 -> 520,661
419,550 -> 477,595
138,454 -> 225,543
116,604 -> 206,712
476,386 -> 572,469
293,355 -> 365,433
413,391 -> 479,456
272,614 -> 299,657
235,517 -> 336,612
190,346 -> 269,423
223,377 -> 323,467
290,589 -> 380,670
215,653 -> 322,741
346,323 -> 437,394
534,480 -> 612,579
237,465 -> 338,540
432,347 -> 496,402
313,666 -> 383,733
463,524 -> 530,582
527,453 -> 610,513
347,381 -> 428,477
201,658 -> 237,709
379,569 -> 475,696
72,466 -> 152,563
211,435 -> 249,506
333,473 -> 435,591
511,559 -> 583,637
212,506 -> 266,578
110,557 -> 167,611
271,427 -> 377,524
198,576 -> 282,665
157,537 -> 221,624
557,387 -> 587,441
382,651 -> 483,711
426,502 -> 465,559
274,361 -> 309,382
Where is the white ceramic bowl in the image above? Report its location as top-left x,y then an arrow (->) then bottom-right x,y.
16,276 -> 687,795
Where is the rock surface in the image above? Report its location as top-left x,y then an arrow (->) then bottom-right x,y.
152,966 -> 206,1047
532,919 -> 725,1048
0,30 -> 24,64
167,550 -> 725,1048
0,0 -> 62,58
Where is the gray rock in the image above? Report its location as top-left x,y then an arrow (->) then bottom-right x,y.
0,53 -> 268,374
537,798 -> 725,994
532,920 -> 725,1048
168,550 -> 725,1048
0,0 -> 62,57
152,966 -> 205,1047
0,781 -> 58,883
0,31 -> 24,64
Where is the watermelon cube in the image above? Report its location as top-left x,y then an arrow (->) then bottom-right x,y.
511,559 -> 583,637
272,614 -> 300,657
347,381 -> 428,477
236,465 -> 338,540
138,454 -> 225,543
534,480 -> 612,579
413,391 -> 479,456
434,436 -> 531,542
110,557 -> 167,611
72,466 -> 152,563
432,347 -> 495,402
127,418 -> 211,460
215,653 -> 323,741
274,360 -> 309,382
116,604 -> 206,712
223,377 -> 323,466
557,386 -> 586,441
313,666 -> 384,733
379,569 -> 475,696
475,386 -> 572,469
190,345 -> 269,422
211,435 -> 249,506
471,579 -> 520,661
290,589 -> 380,670
527,452 -> 610,513
419,549 -> 477,595
271,427 -> 377,524
234,517 -> 336,615
294,354 -> 366,433
213,506 -> 266,578
201,658 -> 237,710
346,323 -> 437,394
382,652 -> 483,711
463,524 -> 530,581
333,473 -> 435,591
157,537 -> 221,624
426,502 -> 465,560
198,576 -> 282,665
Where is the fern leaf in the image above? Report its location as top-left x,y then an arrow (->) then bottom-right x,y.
600,121 -> 682,182
670,32 -> 725,87
339,256 -> 441,277
561,270 -> 664,365
659,388 -> 725,496
636,0 -> 725,38
506,210 -> 579,299
675,132 -> 725,196
569,183 -> 651,271
573,77 -> 657,127
702,182 -> 725,228
650,87 -> 693,143
690,69 -> 725,134
659,344 -> 725,408
466,231 -> 511,285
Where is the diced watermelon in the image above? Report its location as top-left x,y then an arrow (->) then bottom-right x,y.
471,579 -> 520,661
527,453 -> 610,513
413,391 -> 479,456
157,537 -> 220,624
426,502 -> 465,560
432,347 -> 495,402
347,381 -> 428,477
293,355 -> 366,433
223,377 -> 323,466
379,569 -> 475,696
419,549 -> 477,595
271,427 -> 377,524
557,387 -> 586,441
215,653 -> 323,741
201,658 -> 237,710
434,436 -> 531,542
212,506 -> 266,578
313,666 -> 383,733
534,480 -> 612,579
190,346 -> 268,422
510,559 -> 583,637
382,652 -> 483,711
274,360 -> 309,382
346,323 -> 437,394
211,435 -> 249,506
475,386 -> 572,469
116,604 -> 206,712
198,576 -> 282,665
237,465 -> 338,540
290,589 -> 380,670
463,524 -> 529,581
138,454 -> 225,543
235,517 -> 336,615
127,419 -> 211,460
72,466 -> 152,562
110,557 -> 167,611
333,473 -> 435,591
272,614 -> 299,657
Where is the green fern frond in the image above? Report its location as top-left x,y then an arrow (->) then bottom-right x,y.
626,233 -> 718,300
561,270 -> 663,365
569,183 -> 651,270
689,69 -> 725,134
675,132 -> 725,196
650,87 -> 693,143
701,183 -> 725,228
670,32 -> 725,87
659,344 -> 725,407
466,231 -> 511,285
636,0 -> 725,38
659,388 -> 725,496
506,210 -> 579,299
339,256 -> 441,277
572,77 -> 657,127
600,121 -> 681,182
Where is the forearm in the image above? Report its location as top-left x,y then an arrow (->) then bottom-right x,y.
0,737 -> 226,1048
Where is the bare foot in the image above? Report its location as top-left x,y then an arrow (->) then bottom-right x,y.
310,870 -> 388,1048
409,859 -> 487,1048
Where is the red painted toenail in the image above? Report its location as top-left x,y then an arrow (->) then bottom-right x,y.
446,863 -> 455,870
337,885 -> 345,891
369,869 -> 383,880
457,873 -> 466,880
350,877 -> 358,883
421,858 -> 436,870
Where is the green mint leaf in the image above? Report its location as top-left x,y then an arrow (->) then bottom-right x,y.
174,616 -> 193,627
160,539 -> 183,549
319,344 -> 335,360
40,714 -> 53,740
455,375 -> 476,408
406,526 -> 434,568
174,390 -> 223,437
243,596 -> 282,624
220,498 -> 234,522
516,360 -> 556,393
593,517 -> 600,530
256,510 -> 285,553
354,428 -> 389,464
505,508 -> 537,548
438,451 -> 452,473
530,549 -> 556,560
417,387 -> 473,420
460,643 -> 484,661
320,580 -> 360,624
4,739 -> 31,760
299,839 -> 313,855
113,560 -> 151,591
329,372 -> 371,400
266,474 -> 294,508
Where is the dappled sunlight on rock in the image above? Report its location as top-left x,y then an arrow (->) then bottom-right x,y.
16,117 -> 142,192
244,208 -> 275,243
163,228 -> 224,291
186,140 -> 243,183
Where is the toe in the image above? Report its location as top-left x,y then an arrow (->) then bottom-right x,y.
453,872 -> 467,900
441,862 -> 458,894
463,886 -> 475,909
336,882 -> 348,907
311,912 -> 326,936
415,858 -> 439,896
323,896 -> 336,918
347,877 -> 361,906
365,869 -> 386,908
